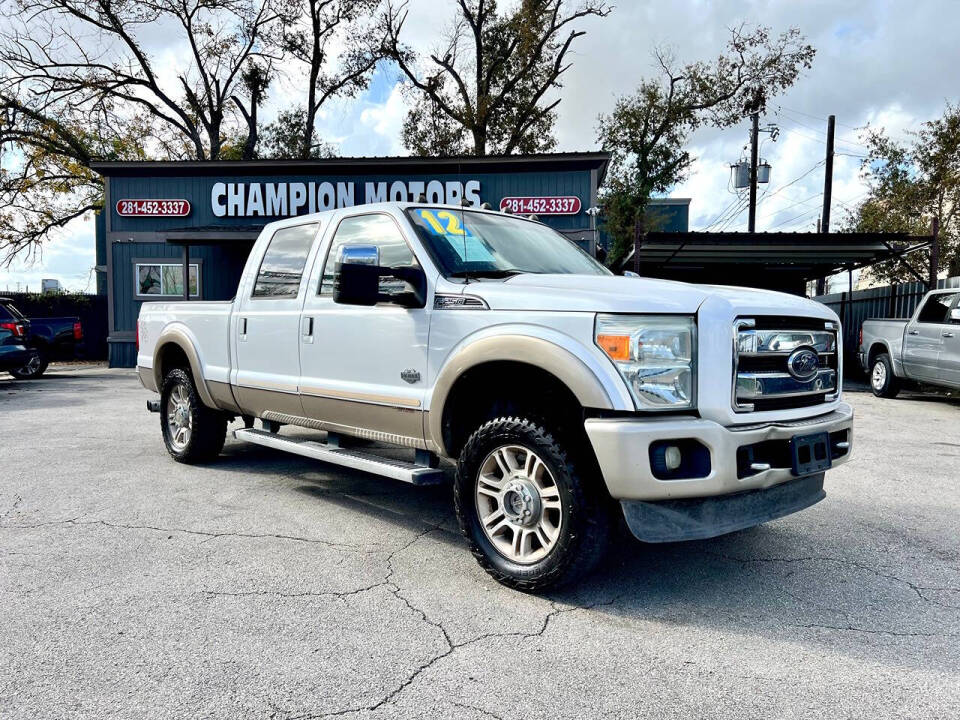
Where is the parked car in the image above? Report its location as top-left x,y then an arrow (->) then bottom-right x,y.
859,288 -> 960,398
0,309 -> 38,377
136,202 -> 854,591
0,297 -> 83,378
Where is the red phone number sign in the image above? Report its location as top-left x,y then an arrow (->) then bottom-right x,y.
116,199 -> 191,217
499,196 -> 582,215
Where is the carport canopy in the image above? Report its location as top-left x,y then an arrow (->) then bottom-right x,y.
630,231 -> 931,294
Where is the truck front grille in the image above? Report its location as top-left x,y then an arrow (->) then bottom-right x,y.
733,317 -> 840,412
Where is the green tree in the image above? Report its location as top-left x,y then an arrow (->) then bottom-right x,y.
842,103 -> 960,284
383,0 -> 609,156
597,25 -> 816,264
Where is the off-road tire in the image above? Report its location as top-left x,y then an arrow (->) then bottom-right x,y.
454,416 -> 611,592
870,353 -> 900,398
160,368 -> 227,463
9,347 -> 49,379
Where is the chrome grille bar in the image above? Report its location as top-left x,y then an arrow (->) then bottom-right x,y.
733,318 -> 840,412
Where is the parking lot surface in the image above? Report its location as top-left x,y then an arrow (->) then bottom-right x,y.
1,366 -> 959,719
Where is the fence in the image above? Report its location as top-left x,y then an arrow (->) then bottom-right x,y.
2,291 -> 108,361
813,276 -> 960,375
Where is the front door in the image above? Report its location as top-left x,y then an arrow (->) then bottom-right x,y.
299,212 -> 432,446
937,294 -> 960,388
903,291 -> 959,382
233,222 -> 322,418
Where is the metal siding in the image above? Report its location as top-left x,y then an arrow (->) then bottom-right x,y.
108,170 -> 595,234
111,242 -> 249,334
109,341 -> 138,368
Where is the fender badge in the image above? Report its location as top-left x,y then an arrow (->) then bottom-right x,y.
401,369 -> 421,384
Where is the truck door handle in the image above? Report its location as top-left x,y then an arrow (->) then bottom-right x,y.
301,316 -> 314,343
944,332 -> 955,338
908,330 -> 920,335
239,317 -> 248,341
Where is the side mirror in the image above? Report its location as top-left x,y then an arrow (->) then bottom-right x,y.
950,308 -> 960,322
333,245 -> 380,306
332,245 -> 428,309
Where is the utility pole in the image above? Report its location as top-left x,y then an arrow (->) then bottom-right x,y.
930,216 -> 940,289
748,112 -> 759,232
816,115 -> 836,296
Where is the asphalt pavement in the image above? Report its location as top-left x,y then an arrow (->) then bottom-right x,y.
1,365 -> 958,719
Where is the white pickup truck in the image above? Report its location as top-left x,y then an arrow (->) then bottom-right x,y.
137,202 -> 853,590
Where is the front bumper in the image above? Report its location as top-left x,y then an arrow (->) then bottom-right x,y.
584,402 -> 854,501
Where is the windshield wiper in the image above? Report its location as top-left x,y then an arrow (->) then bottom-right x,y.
448,268 -> 530,279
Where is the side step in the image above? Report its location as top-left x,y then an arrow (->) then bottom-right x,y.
232,428 -> 446,485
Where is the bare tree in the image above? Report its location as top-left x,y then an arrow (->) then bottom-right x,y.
281,0 -> 383,158
382,0 -> 610,156
0,0 -> 284,258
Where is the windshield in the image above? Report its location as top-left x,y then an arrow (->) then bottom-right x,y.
406,208 -> 610,278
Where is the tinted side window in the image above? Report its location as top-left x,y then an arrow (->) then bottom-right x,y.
319,214 -> 418,296
917,292 -> 958,323
252,223 -> 319,298
0,304 -> 13,320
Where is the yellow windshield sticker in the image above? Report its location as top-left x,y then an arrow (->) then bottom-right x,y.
414,209 -> 494,262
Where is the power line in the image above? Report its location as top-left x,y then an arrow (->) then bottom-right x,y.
777,117 -> 868,152
759,159 -> 826,203
779,106 -> 862,133
758,191 -> 823,220
768,205 -> 822,231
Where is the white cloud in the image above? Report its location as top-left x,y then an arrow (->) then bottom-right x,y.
358,82 -> 407,155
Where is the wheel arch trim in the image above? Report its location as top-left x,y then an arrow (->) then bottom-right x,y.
427,331 -> 625,456
152,326 -> 217,409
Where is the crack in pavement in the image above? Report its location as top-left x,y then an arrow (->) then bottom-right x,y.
785,622 -> 956,638
708,551 -> 960,612
451,701 -> 507,720
0,517 -> 380,553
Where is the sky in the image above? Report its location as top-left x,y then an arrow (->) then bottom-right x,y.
2,0 -> 958,292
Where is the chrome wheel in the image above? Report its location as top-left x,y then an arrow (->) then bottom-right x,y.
19,354 -> 41,376
871,360 -> 886,391
475,445 -> 563,565
165,383 -> 193,451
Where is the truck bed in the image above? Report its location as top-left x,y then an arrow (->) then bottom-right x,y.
137,301 -> 234,386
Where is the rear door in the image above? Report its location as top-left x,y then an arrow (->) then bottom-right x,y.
902,291 -> 959,381
937,293 -> 960,388
232,221 -> 322,419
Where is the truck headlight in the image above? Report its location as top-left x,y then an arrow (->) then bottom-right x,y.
595,314 -> 697,410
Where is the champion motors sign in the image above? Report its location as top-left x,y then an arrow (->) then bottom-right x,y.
210,179 -> 483,218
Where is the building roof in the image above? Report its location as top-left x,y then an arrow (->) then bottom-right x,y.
91,151 -> 611,183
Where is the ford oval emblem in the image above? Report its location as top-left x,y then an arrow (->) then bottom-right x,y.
786,347 -> 820,381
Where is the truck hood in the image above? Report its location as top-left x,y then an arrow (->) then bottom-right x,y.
453,274 -> 836,319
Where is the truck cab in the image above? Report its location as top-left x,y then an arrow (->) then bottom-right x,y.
137,202 -> 854,591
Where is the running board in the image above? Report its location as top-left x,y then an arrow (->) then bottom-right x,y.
232,428 -> 445,485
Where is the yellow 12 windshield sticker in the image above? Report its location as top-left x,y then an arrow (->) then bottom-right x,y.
414,209 -> 494,262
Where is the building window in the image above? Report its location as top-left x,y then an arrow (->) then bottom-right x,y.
135,263 -> 200,298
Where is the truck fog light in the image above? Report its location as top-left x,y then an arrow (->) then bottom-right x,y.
664,445 -> 682,470
650,439 -> 711,480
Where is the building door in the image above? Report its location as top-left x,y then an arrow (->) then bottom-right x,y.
298,212 -> 431,446
902,291 -> 959,382
232,222 -> 321,418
